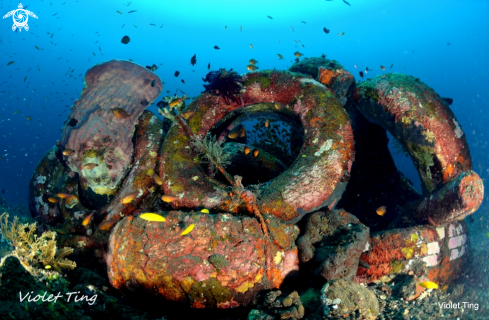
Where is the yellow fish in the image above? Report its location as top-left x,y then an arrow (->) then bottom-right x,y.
48,197 -> 59,203
161,194 -> 178,202
152,173 -> 163,185
62,148 -> 73,156
419,281 -> 438,289
45,265 -> 51,269
265,119 -> 269,128
376,206 -> 387,216
181,224 -> 195,236
112,108 -> 130,119
277,54 -> 284,60
139,213 -> 166,222
83,163 -> 98,170
82,211 -> 95,226
26,116 -> 32,121
120,192 -> 138,204
244,146 -> 250,155
56,193 -> 71,199
169,95 -> 187,108
200,209 -> 209,213
253,149 -> 259,157
294,51 -> 303,58
239,126 -> 246,137
98,219 -> 119,230
228,131 -> 239,139
249,59 -> 258,65
247,65 -> 258,71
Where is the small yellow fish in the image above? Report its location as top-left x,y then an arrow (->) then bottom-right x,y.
62,148 -> 73,156
98,219 -> 119,230
139,213 -> 166,222
249,59 -> 258,65
120,192 -> 138,204
181,224 -> 195,236
83,163 -> 98,170
112,108 -> 130,119
228,131 -> 239,139
161,194 -> 178,202
247,65 -> 258,71
277,54 -> 284,60
48,197 -> 59,203
376,206 -> 387,216
253,149 -> 259,157
200,209 -> 210,213
82,211 -> 95,226
380,65 -> 386,70
45,265 -> 52,269
274,103 -> 281,109
265,119 -> 269,128
294,51 -> 303,58
153,173 -> 163,185
239,126 -> 246,137
169,95 -> 186,108
250,44 -> 254,49
244,146 -> 250,155
337,32 -> 345,36
26,116 -> 32,121
56,193 -> 71,199
419,281 -> 438,289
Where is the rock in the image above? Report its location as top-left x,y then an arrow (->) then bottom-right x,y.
60,60 -> 163,208
297,210 -> 369,281
320,278 -> 379,320
107,211 -> 300,308
249,290 -> 305,320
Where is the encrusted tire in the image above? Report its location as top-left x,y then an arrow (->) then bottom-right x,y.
160,70 -> 355,222
352,73 -> 483,226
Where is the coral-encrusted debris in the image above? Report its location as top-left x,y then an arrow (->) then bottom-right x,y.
357,221 -> 469,290
61,60 -> 163,207
160,70 -> 354,222
297,210 -> 369,282
248,290 -> 305,319
107,211 -> 300,308
321,278 -> 379,320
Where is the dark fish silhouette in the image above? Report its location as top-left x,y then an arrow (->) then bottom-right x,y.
267,15 -> 273,19
128,10 -> 137,13
359,71 -> 364,78
301,21 -> 306,24
442,97 -> 453,105
214,46 -> 220,50
323,27 -> 330,34
68,118 -> 78,127
207,63 -> 210,70
174,71 -> 180,77
181,79 -> 185,84
1,189 -> 4,194
190,54 -> 197,66
343,0 -> 351,5
151,80 -> 156,87
121,35 -> 130,44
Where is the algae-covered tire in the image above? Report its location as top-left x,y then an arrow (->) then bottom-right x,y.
160,70 -> 354,222
352,74 -> 483,225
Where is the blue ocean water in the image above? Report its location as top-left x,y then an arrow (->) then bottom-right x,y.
0,0 -> 489,317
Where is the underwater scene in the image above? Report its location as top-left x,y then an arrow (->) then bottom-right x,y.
0,0 -> 488,319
